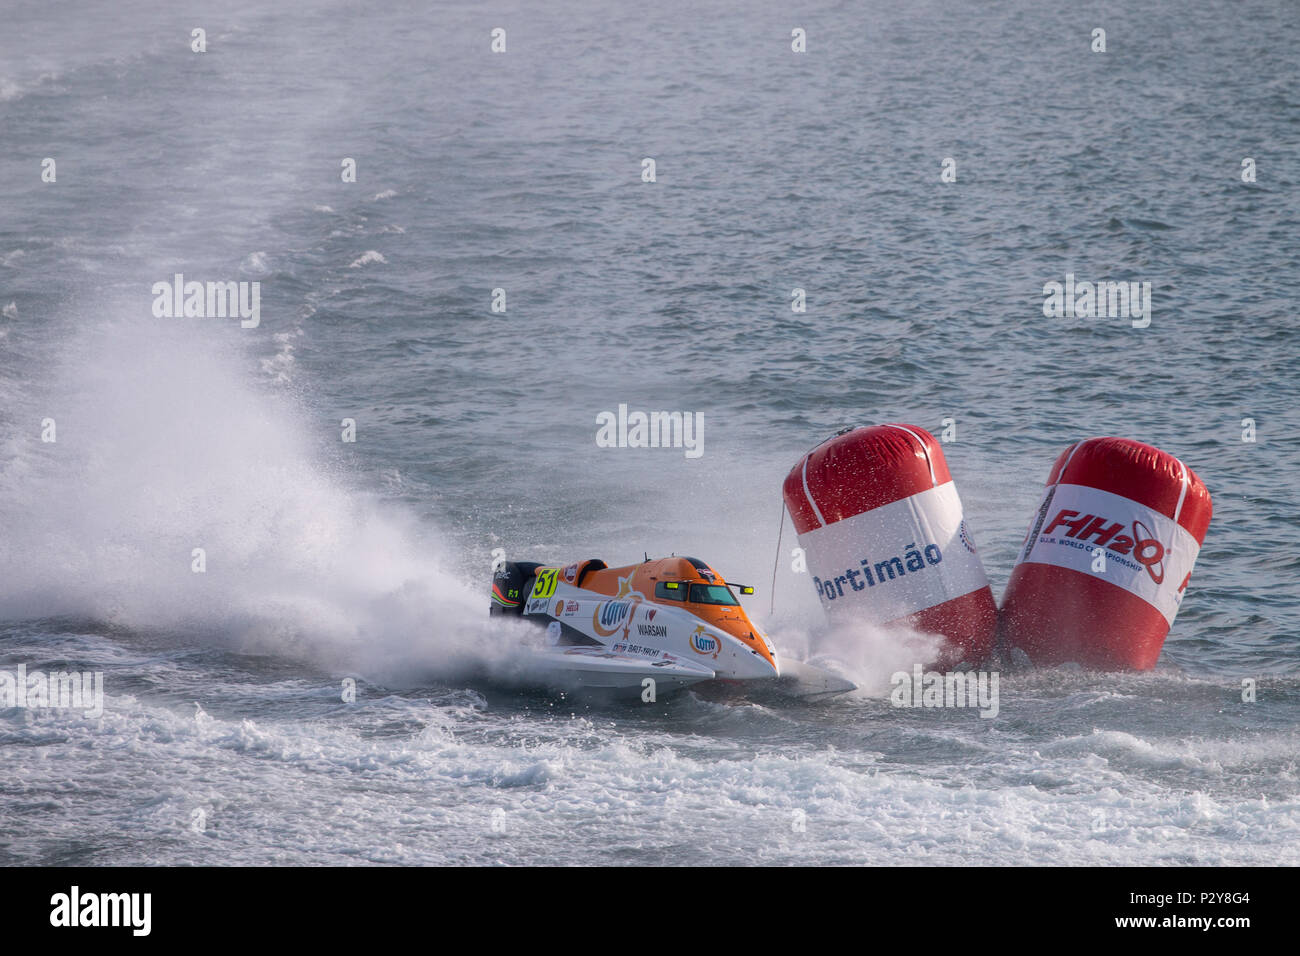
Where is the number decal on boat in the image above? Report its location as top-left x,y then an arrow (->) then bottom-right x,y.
531,568 -> 560,599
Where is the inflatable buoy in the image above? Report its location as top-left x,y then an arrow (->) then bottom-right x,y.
998,437 -> 1212,670
782,424 -> 997,665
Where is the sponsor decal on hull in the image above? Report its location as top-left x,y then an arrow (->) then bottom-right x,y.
689,626 -> 721,659
591,576 -> 647,638
593,600 -> 634,637
612,643 -> 661,658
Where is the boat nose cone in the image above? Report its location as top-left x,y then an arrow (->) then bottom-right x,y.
720,640 -> 780,681
710,617 -> 779,680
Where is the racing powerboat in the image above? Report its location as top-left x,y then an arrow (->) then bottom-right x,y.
490,555 -> 855,698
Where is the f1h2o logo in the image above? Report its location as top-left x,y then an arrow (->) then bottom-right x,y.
1043,510 -> 1168,584
1129,519 -> 1166,585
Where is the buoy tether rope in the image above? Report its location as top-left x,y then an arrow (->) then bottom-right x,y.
769,498 -> 786,617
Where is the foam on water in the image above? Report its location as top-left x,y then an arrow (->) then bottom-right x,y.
6,670 -> 1298,866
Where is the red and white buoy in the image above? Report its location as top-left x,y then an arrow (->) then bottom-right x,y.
998,437 -> 1212,670
782,424 -> 997,665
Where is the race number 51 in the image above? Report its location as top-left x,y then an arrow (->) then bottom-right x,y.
531,568 -> 560,599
